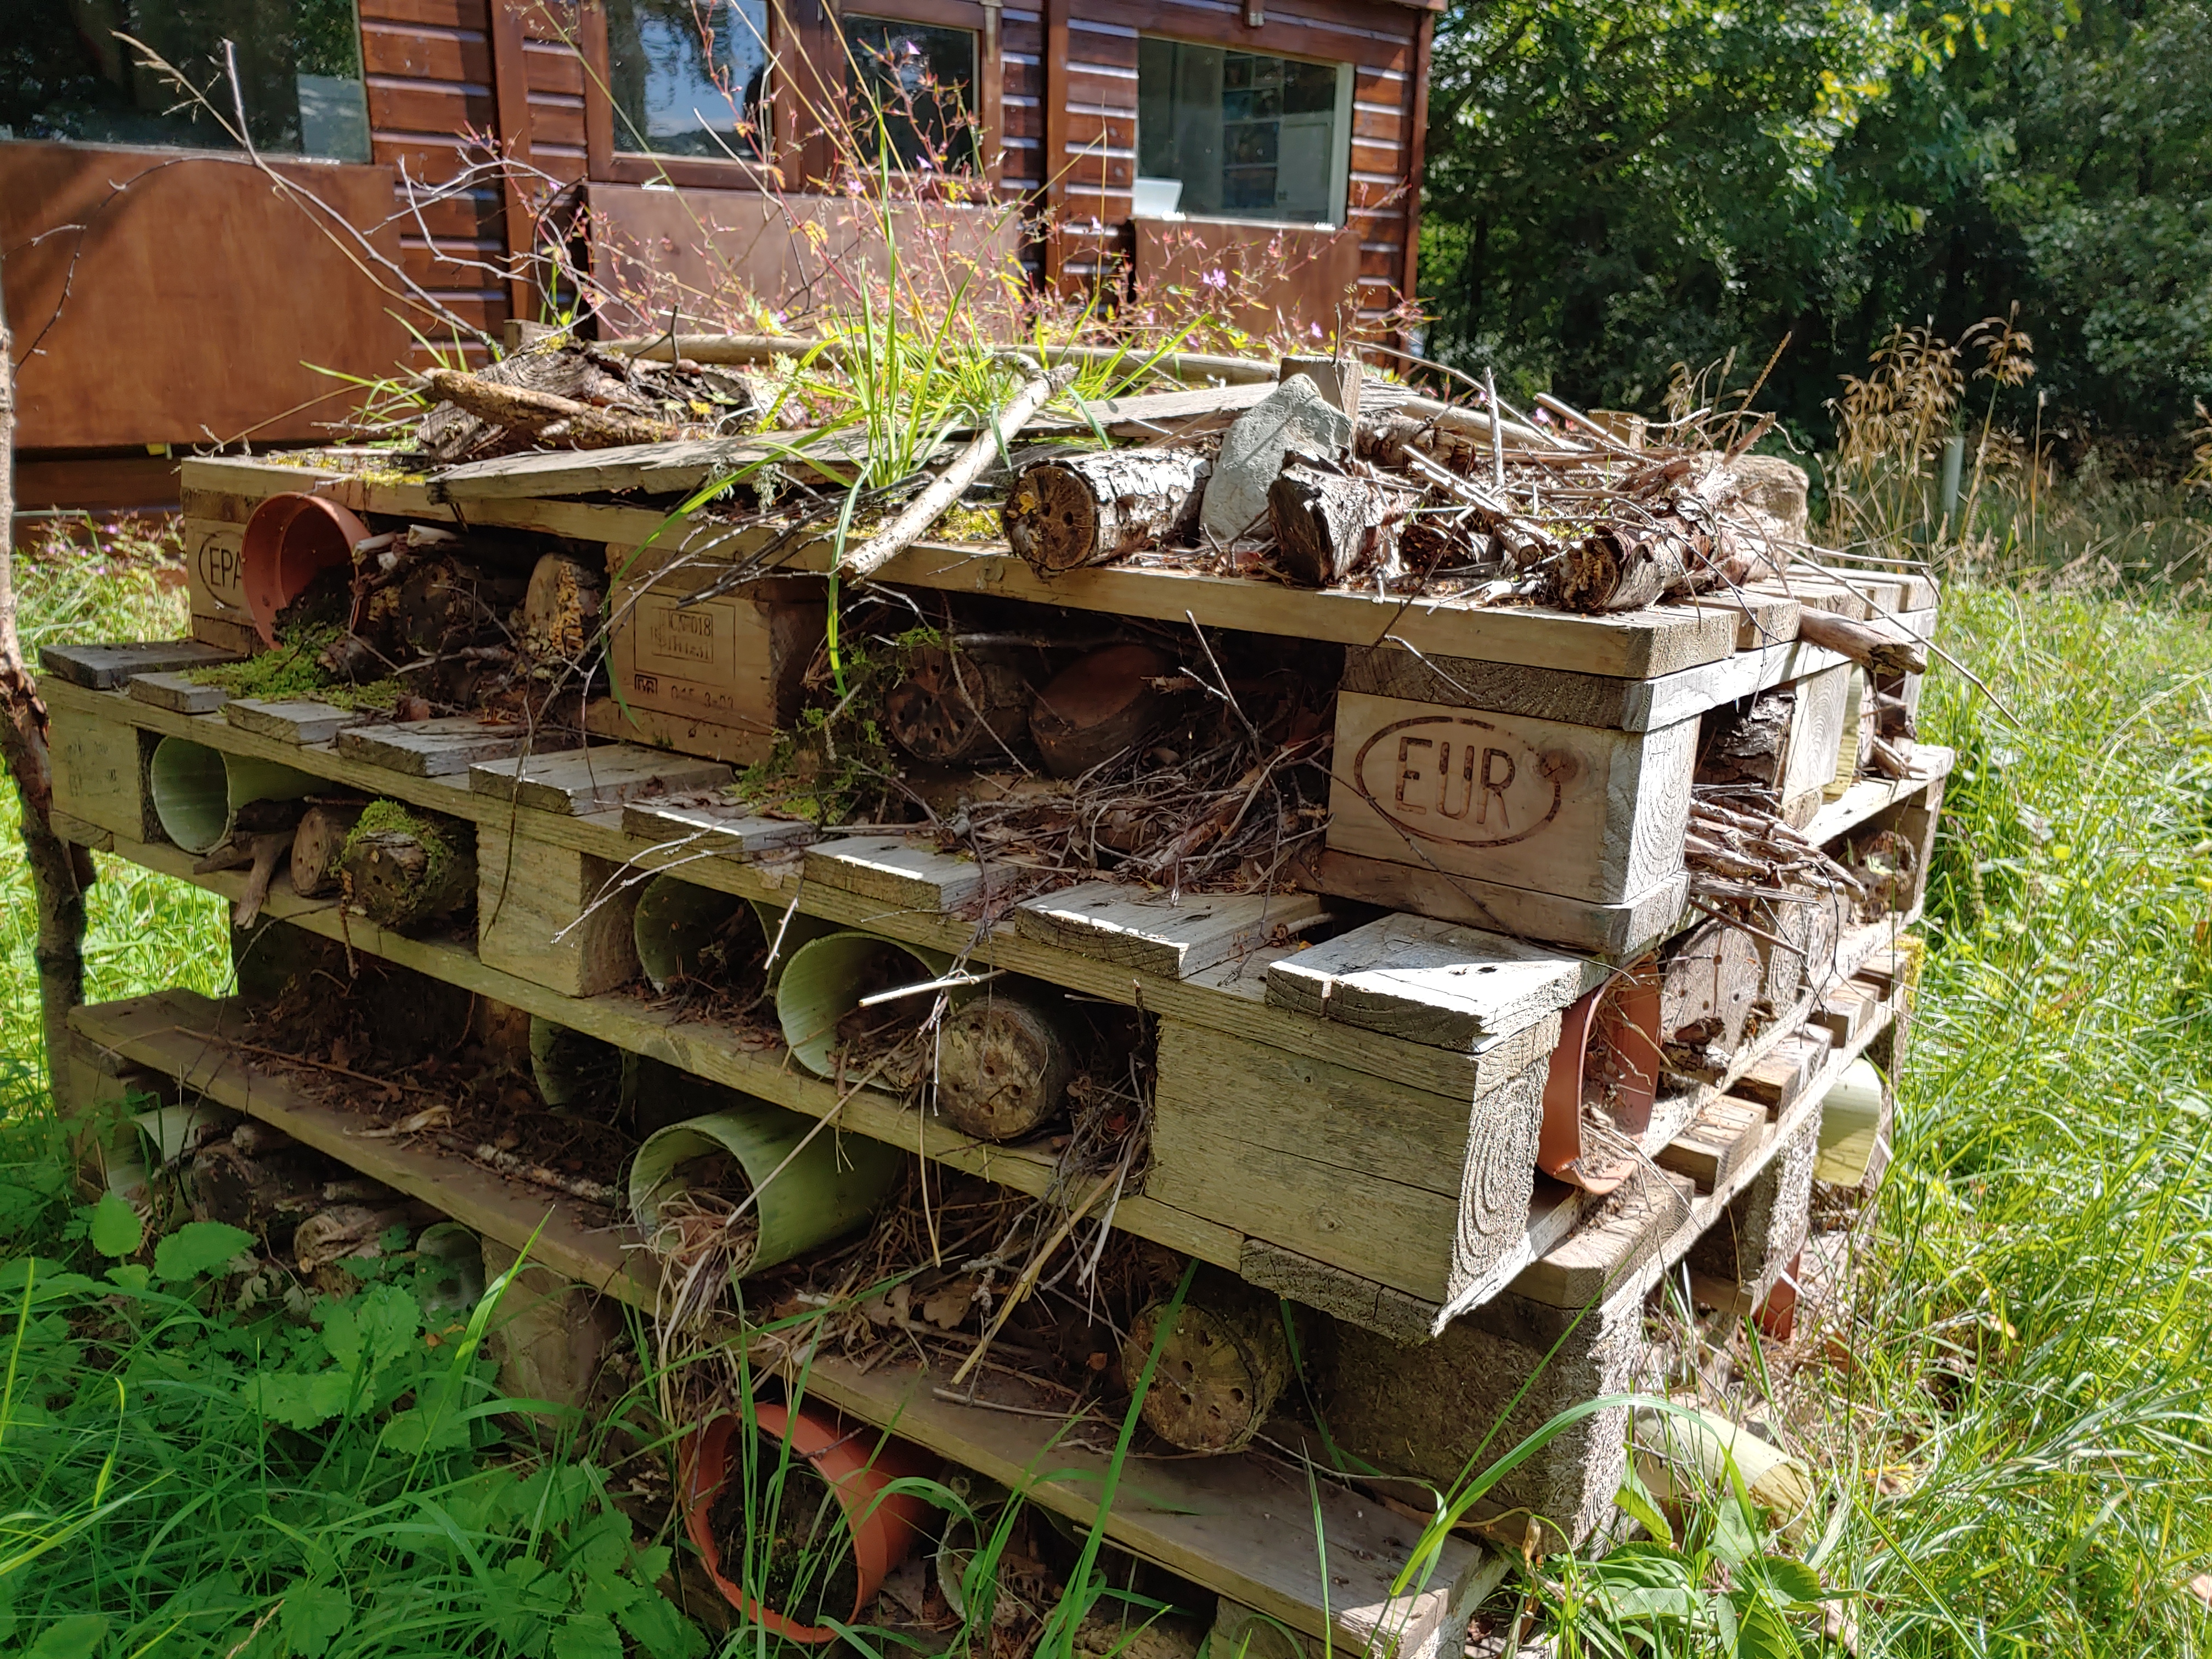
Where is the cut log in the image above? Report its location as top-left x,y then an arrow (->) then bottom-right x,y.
1659,919 -> 1762,1051
290,803 -> 365,899
1795,608 -> 1928,675
1029,644 -> 1182,779
340,808 -> 477,930
883,647 -> 1036,766
1266,465 -> 1413,588
1121,1268 -> 1293,1454
1003,449 -> 1212,575
1277,353 -> 1363,420
520,552 -> 606,665
935,991 -> 1075,1142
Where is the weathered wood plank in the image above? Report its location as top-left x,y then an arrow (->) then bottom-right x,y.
335,718 -> 574,776
47,700 -> 156,842
40,640 -> 238,689
623,794 -> 820,860
470,745 -> 733,813
1732,1028 -> 1836,1115
476,825 -> 642,997
127,671 -> 229,714
1652,1095 -> 1764,1191
1311,854 -> 1688,960
223,698 -> 368,745
803,835 -> 996,913
1015,884 -> 1328,978
1512,1166 -> 1695,1309
1263,915 -> 1595,1048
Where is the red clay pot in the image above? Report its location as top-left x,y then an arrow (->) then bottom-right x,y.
240,492 -> 370,646
681,1403 -> 934,1643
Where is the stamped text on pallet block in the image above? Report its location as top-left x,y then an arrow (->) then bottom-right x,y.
1324,690 -> 1699,904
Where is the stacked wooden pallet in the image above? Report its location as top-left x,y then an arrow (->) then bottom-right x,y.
41,428 -> 1944,1651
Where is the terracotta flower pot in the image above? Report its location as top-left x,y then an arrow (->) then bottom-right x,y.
240,492 -> 370,646
681,1403 -> 934,1642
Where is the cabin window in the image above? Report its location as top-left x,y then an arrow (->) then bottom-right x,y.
0,0 -> 370,159
606,0 -> 771,160
843,15 -> 979,171
1136,38 -> 1351,227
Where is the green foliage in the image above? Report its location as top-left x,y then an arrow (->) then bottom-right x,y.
186,624 -> 400,711
1419,0 -> 2212,452
0,1231 -> 696,1658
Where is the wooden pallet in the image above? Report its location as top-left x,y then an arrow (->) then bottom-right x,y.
178,453 -> 1901,681
67,987 -> 1504,1659
43,675 -> 1948,1322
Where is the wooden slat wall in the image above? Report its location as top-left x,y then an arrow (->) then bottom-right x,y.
1025,0 -> 1425,318
359,0 -> 512,358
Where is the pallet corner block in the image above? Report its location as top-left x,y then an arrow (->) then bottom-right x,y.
475,823 -> 642,997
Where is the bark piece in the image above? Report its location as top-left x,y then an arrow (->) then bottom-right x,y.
1267,464 -> 1412,587
341,809 -> 477,930
1003,449 -> 1212,574
1122,1269 -> 1293,1454
883,647 -> 1035,765
291,803 -> 366,898
935,991 -> 1075,1142
1697,689 -> 1794,795
1556,514 -> 1753,612
1028,644 -> 1181,779
418,368 -> 685,450
293,1201 -> 438,1273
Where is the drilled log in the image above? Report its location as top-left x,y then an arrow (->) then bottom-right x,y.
1029,644 -> 1181,780
1004,449 -> 1212,575
1122,1269 -> 1293,1454
884,647 -> 1036,766
291,803 -> 365,899
1660,919 -> 1763,1051
1266,464 -> 1412,588
341,810 -> 476,930
935,991 -> 1075,1142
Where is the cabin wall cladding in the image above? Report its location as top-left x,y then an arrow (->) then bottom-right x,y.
359,0 -> 516,360
1044,0 -> 1426,320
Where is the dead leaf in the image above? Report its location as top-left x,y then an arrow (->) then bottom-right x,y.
922,1278 -> 977,1329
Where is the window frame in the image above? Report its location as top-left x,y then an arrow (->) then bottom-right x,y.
582,0 -> 1002,192
1132,32 -> 1355,232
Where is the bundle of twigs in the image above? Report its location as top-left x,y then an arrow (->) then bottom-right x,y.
403,340 -> 760,463
1684,794 -> 1867,910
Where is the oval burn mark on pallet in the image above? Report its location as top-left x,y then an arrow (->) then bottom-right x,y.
1350,714 -> 1572,849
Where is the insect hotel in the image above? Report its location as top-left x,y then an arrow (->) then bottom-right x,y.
40,336 -> 1944,1650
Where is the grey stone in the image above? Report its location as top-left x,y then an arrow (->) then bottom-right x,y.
1199,376 -> 1354,544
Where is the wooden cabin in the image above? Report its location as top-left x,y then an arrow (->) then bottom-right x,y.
1,0 -> 1437,514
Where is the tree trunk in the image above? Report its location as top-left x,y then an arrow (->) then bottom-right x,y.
0,247 -> 93,1105
520,552 -> 606,667
1121,1267 -> 1293,1454
1029,644 -> 1181,780
1004,449 -> 1212,575
1267,464 -> 1411,588
291,803 -> 366,898
935,991 -> 1075,1142
883,646 -> 1035,766
341,813 -> 477,929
